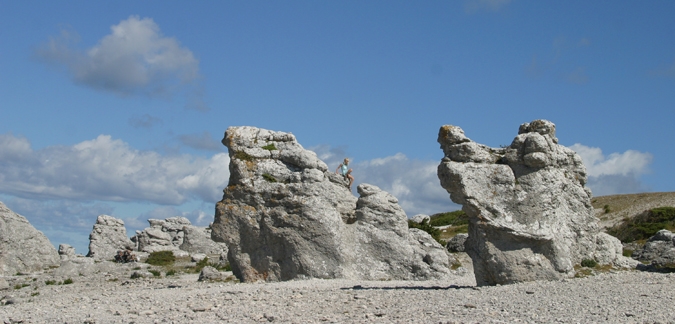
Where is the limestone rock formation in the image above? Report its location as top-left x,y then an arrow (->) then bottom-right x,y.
87,215 -> 134,261
0,202 -> 60,275
437,120 -> 634,285
211,126 -> 456,282
131,217 -> 227,258
632,229 -> 675,268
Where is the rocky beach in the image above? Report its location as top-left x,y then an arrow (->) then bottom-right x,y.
1,268 -> 674,323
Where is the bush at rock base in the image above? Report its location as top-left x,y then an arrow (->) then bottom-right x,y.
146,251 -> 176,266
429,210 -> 468,227
607,207 -> 675,243
408,219 -> 444,245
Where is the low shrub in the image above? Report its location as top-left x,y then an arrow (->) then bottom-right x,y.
166,269 -> 177,276
45,280 -> 57,285
607,207 -> 675,243
146,251 -> 176,266
581,259 -> 597,268
429,210 -> 468,227
148,270 -> 161,277
261,144 -> 277,151
63,278 -> 73,285
14,283 -> 29,290
408,219 -> 444,245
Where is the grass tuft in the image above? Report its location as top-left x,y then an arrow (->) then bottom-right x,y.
262,173 -> 277,183
146,251 -> 176,266
261,144 -> 277,151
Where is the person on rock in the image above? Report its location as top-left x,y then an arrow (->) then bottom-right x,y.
335,158 -> 354,190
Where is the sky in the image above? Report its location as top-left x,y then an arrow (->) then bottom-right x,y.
1,0 -> 673,254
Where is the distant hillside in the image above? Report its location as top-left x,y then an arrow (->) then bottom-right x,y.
592,192 -> 675,229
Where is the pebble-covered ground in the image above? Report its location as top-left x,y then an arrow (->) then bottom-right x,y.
1,266 -> 674,324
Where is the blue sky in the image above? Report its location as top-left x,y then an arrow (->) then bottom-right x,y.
1,0 -> 673,253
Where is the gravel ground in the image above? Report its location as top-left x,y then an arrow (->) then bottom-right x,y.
1,266 -> 674,324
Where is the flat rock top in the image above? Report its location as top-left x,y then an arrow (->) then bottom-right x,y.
1,270 -> 674,323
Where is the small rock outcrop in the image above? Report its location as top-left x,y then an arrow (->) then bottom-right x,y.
131,217 -> 227,258
633,229 -> 675,268
446,233 -> 468,253
0,202 -> 60,275
87,215 -> 134,261
212,126 -> 456,282
437,120 -> 634,286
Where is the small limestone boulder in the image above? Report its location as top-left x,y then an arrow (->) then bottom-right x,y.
131,270 -> 155,279
633,229 -> 675,268
0,202 -> 60,275
191,253 -> 208,263
58,244 -> 76,257
446,234 -> 468,253
410,214 -> 431,224
87,215 -> 135,261
198,266 -> 226,281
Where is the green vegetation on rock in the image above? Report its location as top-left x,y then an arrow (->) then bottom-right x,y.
408,219 -> 444,245
606,207 -> 675,243
261,144 -> 277,151
262,173 -> 277,183
429,210 -> 468,227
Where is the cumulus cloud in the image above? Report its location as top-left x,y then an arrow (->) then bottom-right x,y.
464,0 -> 511,13
569,143 -> 653,196
178,131 -> 223,152
36,16 -> 205,109
0,133 -> 230,205
310,146 -> 459,216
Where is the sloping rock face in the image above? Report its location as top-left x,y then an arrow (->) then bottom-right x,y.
87,215 -> 134,261
437,120 -> 633,286
211,126 -> 454,282
0,202 -> 59,275
131,217 -> 227,257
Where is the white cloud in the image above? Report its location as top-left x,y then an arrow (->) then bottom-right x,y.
569,143 -> 652,196
36,16 -> 204,108
464,0 -> 511,13
310,146 -> 460,216
0,133 -> 230,205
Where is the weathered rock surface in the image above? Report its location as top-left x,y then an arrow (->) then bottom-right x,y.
87,215 -> 134,261
0,202 -> 60,275
212,126 -> 457,282
446,233 -> 468,253
633,229 -> 675,268
437,120 -> 634,286
131,217 -> 227,258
